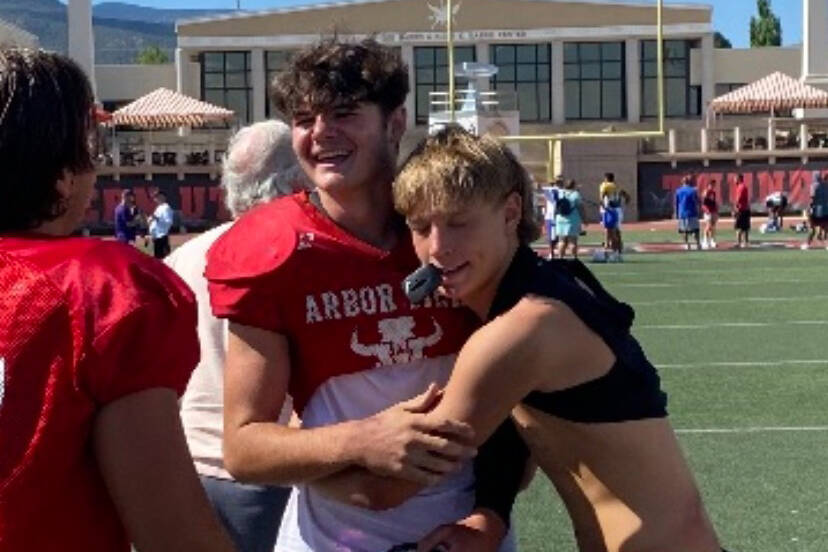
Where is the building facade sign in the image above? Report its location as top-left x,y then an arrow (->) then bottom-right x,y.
638,161 -> 826,220
178,23 -> 711,49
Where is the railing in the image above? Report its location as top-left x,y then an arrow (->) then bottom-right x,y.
645,119 -> 828,157
428,89 -> 518,115
98,131 -> 230,174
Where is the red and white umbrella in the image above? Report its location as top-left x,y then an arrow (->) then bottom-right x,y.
111,87 -> 235,128
709,72 -> 828,114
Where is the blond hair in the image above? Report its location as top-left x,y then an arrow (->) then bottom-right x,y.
393,126 -> 539,244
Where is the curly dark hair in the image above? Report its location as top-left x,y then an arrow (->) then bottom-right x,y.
0,49 -> 95,232
270,38 -> 409,119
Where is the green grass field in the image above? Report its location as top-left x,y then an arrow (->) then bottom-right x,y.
513,248 -> 828,551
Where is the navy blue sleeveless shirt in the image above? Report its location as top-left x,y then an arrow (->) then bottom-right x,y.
488,246 -> 668,423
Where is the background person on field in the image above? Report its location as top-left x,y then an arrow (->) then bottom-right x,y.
802,171 -> 828,249
114,188 -> 142,244
556,179 -> 586,259
148,190 -> 174,258
733,174 -> 751,248
0,47 -> 234,552
701,179 -> 719,249
599,172 -> 623,258
675,176 -> 701,250
762,190 -> 788,233
541,176 -> 562,258
165,119 -> 307,552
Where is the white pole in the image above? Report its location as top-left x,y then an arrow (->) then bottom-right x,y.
67,0 -> 97,98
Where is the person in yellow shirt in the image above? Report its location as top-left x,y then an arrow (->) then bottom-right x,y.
599,172 -> 628,261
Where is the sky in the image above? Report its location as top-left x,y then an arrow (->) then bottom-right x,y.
89,0 -> 803,48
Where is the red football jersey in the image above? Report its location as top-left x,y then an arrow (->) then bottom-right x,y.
206,191 -> 478,414
0,235 -> 198,552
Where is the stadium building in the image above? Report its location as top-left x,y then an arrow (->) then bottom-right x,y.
57,0 -> 828,227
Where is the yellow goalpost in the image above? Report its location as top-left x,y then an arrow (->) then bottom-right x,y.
443,0 -> 667,180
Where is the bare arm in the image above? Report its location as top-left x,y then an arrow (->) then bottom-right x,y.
429,298 -> 615,441
94,388 -> 235,552
312,306 -> 545,510
225,322 -> 475,486
426,307 -> 544,445
224,322 -> 361,483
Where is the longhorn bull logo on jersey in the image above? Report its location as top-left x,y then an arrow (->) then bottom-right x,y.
350,316 -> 443,367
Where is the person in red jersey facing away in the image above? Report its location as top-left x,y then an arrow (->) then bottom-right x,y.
701,179 -> 719,249
733,174 -> 751,248
0,49 -> 234,552
166,119 -> 308,552
206,39 -> 521,552
390,128 -> 724,552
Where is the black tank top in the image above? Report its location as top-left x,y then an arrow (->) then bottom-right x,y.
487,246 -> 668,423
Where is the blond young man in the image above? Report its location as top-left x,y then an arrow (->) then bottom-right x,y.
390,128 -> 725,552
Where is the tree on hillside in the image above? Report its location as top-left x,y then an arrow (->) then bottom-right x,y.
714,32 -> 732,49
750,0 -> 782,47
136,45 -> 170,64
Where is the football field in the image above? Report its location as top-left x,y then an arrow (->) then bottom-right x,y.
513,247 -> 828,551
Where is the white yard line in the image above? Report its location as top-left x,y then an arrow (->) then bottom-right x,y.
638,320 -> 828,330
635,295 -> 828,306
613,283 -> 677,288
596,267 -> 816,277
676,426 -> 828,435
615,278 -> 818,288
657,359 -> 828,369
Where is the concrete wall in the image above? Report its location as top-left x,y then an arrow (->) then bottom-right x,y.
690,47 -> 801,86
559,138 -> 640,222
96,63 -> 198,103
179,0 -> 709,37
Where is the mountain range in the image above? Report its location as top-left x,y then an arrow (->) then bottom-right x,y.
0,0 -> 233,64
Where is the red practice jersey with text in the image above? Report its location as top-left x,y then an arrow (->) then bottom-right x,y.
205,192 -> 487,552
0,236 -> 198,552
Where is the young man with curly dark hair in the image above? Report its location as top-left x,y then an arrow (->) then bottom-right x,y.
0,48 -> 234,552
206,38 -> 521,552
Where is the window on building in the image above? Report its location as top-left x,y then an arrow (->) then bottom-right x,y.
265,50 -> 293,118
201,51 -> 252,123
563,42 -> 625,120
490,44 -> 551,122
689,85 -> 702,117
641,39 -> 697,118
414,46 -> 476,124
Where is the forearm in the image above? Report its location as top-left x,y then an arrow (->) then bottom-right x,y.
225,419 -> 366,485
473,419 -> 530,527
95,389 -> 235,552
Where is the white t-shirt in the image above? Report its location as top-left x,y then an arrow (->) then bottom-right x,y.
542,186 -> 560,221
149,202 -> 175,239
165,222 -> 292,480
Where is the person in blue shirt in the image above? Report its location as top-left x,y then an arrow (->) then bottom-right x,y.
555,179 -> 587,259
675,176 -> 701,250
113,189 -> 142,243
